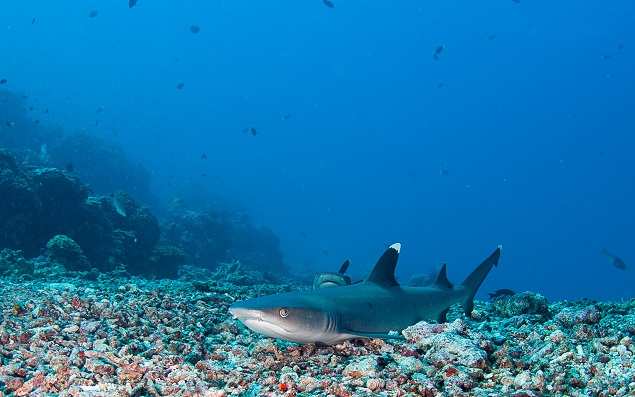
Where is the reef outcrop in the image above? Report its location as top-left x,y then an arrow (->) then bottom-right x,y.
0,149 -> 172,278
1,147 -> 286,279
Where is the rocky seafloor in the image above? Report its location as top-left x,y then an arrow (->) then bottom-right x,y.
0,267 -> 634,397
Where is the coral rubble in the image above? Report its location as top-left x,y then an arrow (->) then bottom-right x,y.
0,273 -> 633,396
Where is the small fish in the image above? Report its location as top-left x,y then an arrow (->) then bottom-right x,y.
5,121 -> 16,127
176,82 -> 185,90
190,25 -> 201,34
487,34 -> 497,41
96,106 -> 105,113
436,82 -> 446,89
439,166 -> 449,176
39,144 -> 49,162
88,10 -> 99,18
243,127 -> 257,136
281,113 -> 292,121
433,45 -> 444,60
601,249 -> 627,270
489,289 -> 515,300
112,194 -> 127,217
129,0 -> 139,8
323,0 -> 335,8
31,18 -> 37,25
201,153 -> 208,160
0,79 -> 7,85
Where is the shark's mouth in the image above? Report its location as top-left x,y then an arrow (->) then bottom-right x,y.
241,318 -> 292,338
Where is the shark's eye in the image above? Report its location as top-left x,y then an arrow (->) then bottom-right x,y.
279,308 -> 289,318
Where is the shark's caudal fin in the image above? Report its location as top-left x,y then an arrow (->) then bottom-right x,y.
365,243 -> 401,287
461,245 -> 502,315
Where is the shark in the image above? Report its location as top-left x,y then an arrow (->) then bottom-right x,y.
229,243 -> 501,345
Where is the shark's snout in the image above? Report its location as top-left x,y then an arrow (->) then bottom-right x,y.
229,304 -> 261,321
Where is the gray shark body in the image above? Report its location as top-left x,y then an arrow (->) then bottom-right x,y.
230,243 -> 501,344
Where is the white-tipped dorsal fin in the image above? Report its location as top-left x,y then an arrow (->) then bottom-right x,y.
365,243 -> 401,287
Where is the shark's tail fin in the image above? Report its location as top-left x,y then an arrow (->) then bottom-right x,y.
461,246 -> 502,316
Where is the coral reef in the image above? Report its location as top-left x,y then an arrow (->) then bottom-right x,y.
45,235 -> 90,271
0,249 -> 33,277
491,291 -> 551,318
0,90 -> 153,204
163,208 -> 286,274
1,148 -> 287,280
0,150 -> 165,278
48,133 -> 154,205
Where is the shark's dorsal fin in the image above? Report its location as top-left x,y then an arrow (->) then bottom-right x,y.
365,243 -> 401,287
433,264 -> 453,289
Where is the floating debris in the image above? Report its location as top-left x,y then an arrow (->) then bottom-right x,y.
32,17 -> 37,25
190,24 -> 201,34
323,0 -> 335,8
201,153 -> 208,160
129,0 -> 139,8
176,82 -> 185,90
88,10 -> 99,18
0,78 -> 7,85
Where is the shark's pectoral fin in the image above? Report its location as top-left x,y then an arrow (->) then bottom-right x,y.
347,330 -> 405,341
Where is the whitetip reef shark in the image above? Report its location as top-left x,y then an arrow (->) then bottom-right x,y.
229,243 -> 501,345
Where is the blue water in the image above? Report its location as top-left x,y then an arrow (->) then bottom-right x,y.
1,0 -> 633,300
